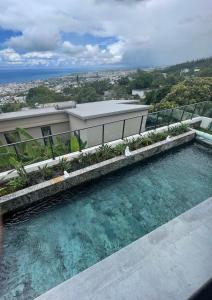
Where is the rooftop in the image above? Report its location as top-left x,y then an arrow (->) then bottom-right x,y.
0,100 -> 150,122
66,100 -> 149,120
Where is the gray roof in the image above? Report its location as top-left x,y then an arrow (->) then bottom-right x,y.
0,100 -> 150,122
66,100 -> 149,120
0,107 -> 62,121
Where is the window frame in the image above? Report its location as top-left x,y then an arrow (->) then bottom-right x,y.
41,126 -> 53,146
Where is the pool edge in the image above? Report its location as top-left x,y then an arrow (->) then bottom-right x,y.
0,130 -> 195,214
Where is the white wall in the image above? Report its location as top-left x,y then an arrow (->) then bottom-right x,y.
69,110 -> 148,147
201,117 -> 212,129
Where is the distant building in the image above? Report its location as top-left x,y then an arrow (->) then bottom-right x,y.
180,68 -> 189,75
0,100 -> 150,148
132,90 -> 145,99
194,68 -> 200,72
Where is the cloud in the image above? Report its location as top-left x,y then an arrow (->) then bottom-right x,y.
0,48 -> 22,63
61,40 -> 125,65
0,0 -> 212,67
0,48 -> 57,66
5,29 -> 61,51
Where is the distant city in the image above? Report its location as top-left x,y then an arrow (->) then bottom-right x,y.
0,69 -> 136,107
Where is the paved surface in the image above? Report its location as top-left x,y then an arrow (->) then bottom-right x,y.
36,197 -> 212,300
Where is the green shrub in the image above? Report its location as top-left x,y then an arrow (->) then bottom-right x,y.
114,143 -> 126,155
168,124 -> 188,136
95,145 -> 115,161
58,157 -> 72,172
38,164 -> 53,180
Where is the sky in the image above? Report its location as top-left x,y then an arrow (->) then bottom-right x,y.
0,0 -> 211,68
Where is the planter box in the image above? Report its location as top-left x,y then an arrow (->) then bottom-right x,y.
0,130 -> 195,214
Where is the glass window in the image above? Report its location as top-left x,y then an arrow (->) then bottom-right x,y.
41,126 -> 53,145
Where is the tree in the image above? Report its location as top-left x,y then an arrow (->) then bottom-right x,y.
0,102 -> 25,113
26,86 -> 72,107
145,85 -> 171,104
72,86 -> 102,102
164,78 -> 212,105
130,70 -> 153,89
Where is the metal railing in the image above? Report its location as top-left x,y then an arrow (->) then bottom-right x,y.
0,100 -> 211,172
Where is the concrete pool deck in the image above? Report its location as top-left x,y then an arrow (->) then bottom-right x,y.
35,196 -> 212,300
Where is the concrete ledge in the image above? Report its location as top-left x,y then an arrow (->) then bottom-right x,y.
35,197 -> 212,300
0,130 -> 195,214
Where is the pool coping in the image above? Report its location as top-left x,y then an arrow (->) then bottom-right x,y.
0,130 -> 195,214
35,196 -> 212,300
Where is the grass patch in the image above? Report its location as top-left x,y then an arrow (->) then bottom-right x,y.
197,127 -> 212,135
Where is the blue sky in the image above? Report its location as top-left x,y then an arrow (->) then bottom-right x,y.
0,0 -> 211,68
0,28 -> 22,45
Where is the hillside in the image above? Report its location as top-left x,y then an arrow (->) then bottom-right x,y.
165,57 -> 212,74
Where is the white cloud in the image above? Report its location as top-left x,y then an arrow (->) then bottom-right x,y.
0,48 -> 22,62
0,0 -> 212,66
61,40 -> 125,65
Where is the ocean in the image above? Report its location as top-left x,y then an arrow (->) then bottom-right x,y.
0,68 -> 91,84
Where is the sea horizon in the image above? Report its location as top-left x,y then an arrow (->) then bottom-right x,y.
0,65 -> 136,85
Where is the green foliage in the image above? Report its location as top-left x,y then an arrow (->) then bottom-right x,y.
58,157 -> 72,172
87,80 -> 111,95
165,57 -> 212,74
76,86 -> 101,102
0,102 -> 25,113
0,127 -> 88,173
26,86 -> 72,107
70,135 -> 80,152
38,164 -> 53,180
145,86 -> 172,105
78,152 -> 97,167
164,78 -> 212,105
197,126 -> 212,135
113,143 -> 126,155
95,145 -> 115,161
168,124 -> 188,136
9,157 -> 29,185
0,125 -> 189,197
149,101 -> 177,112
7,177 -> 27,192
63,80 -> 110,100
0,139 -> 17,171
130,70 -> 154,89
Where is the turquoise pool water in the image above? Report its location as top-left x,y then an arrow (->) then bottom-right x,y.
1,143 -> 212,299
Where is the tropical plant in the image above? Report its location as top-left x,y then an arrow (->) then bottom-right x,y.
95,145 -> 115,161
9,157 -> 29,185
114,143 -> 126,155
168,124 -> 188,136
78,152 -> 97,167
7,177 -> 27,192
38,164 -> 53,180
70,135 -> 87,152
0,140 -> 17,172
58,157 -> 72,172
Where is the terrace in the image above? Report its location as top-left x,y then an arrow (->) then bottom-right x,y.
0,100 -> 212,299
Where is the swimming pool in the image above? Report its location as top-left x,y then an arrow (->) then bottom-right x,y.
1,143 -> 212,299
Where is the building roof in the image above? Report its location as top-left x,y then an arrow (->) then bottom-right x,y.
66,100 -> 149,120
0,107 -> 63,122
0,100 -> 150,122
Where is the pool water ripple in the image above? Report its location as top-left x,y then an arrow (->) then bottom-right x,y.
0,143 -> 212,299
